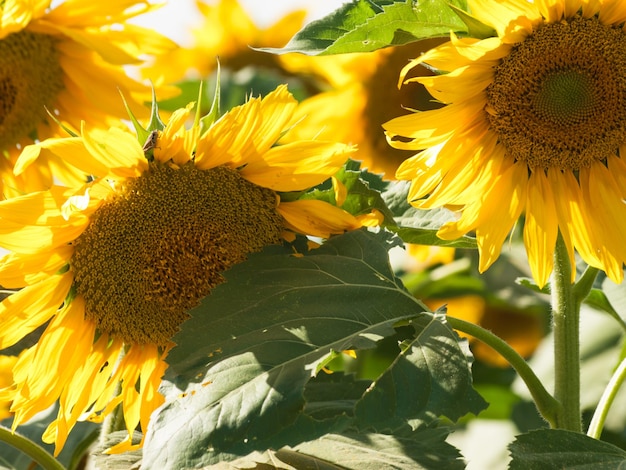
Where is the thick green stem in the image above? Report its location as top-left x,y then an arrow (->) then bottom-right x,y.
447,315 -> 560,428
0,425 -> 66,470
551,233 -> 581,432
587,357 -> 626,439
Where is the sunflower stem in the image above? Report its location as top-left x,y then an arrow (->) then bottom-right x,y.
0,425 -> 66,470
551,232 -> 582,432
446,316 -> 560,428
587,356 -> 626,440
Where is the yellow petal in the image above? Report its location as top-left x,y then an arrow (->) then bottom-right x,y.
0,218 -> 88,254
523,170 -> 558,288
384,95 -> 485,148
240,141 -> 354,192
82,123 -> 147,177
10,296 -> 95,427
0,245 -> 73,288
0,272 -> 73,350
16,138 -> 107,178
474,162 -> 527,273
278,200 -> 360,239
580,164 -> 626,283
547,169 -> 600,273
194,100 -> 261,170
0,0 -> 32,38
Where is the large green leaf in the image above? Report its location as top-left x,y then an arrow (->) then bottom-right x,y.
509,429 -> 626,469
264,0 -> 469,56
277,427 -> 465,469
141,230 -> 485,468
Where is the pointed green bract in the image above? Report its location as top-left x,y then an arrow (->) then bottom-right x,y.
263,0 -> 469,56
118,85 -> 164,156
199,61 -> 221,131
449,4 -> 495,39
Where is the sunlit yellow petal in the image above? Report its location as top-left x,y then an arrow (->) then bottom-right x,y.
279,200 -> 360,239
0,245 -> 73,288
0,273 -> 72,350
474,163 -> 527,272
82,124 -> 147,177
523,170 -> 558,287
240,141 -> 355,192
10,296 -> 94,426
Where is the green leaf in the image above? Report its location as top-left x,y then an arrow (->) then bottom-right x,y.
517,277 -> 550,295
383,180 -> 414,216
473,384 -> 521,420
509,429 -> 626,469
354,313 -> 486,429
585,287 -> 626,334
449,4 -> 496,39
601,276 -> 626,320
392,206 -> 477,248
265,0 -> 469,56
277,427 -> 465,470
89,432 -> 143,470
141,230 -> 483,468
302,372 -> 373,421
382,181 -> 477,248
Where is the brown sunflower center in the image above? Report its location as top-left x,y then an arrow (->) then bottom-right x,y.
485,15 -> 626,171
71,163 -> 284,345
0,31 -> 65,149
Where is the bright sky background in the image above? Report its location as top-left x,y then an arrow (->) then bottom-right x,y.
134,0 -> 349,44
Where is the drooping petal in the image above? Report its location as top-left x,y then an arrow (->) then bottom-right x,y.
278,200 -> 360,239
0,245 -> 73,288
0,272 -> 73,350
10,296 -> 95,428
523,170 -> 558,288
474,162 -> 527,273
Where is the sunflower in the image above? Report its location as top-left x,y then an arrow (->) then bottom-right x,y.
142,0 -> 307,84
384,0 -> 626,287
0,85 -> 361,455
281,38 -> 446,179
0,0 -> 176,199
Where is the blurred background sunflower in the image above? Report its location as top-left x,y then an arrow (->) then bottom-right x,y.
0,0 -> 177,198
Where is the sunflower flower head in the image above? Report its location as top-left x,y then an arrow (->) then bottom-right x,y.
0,0 -> 177,198
0,84 -> 360,454
384,0 -> 626,287
142,0 -> 307,83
